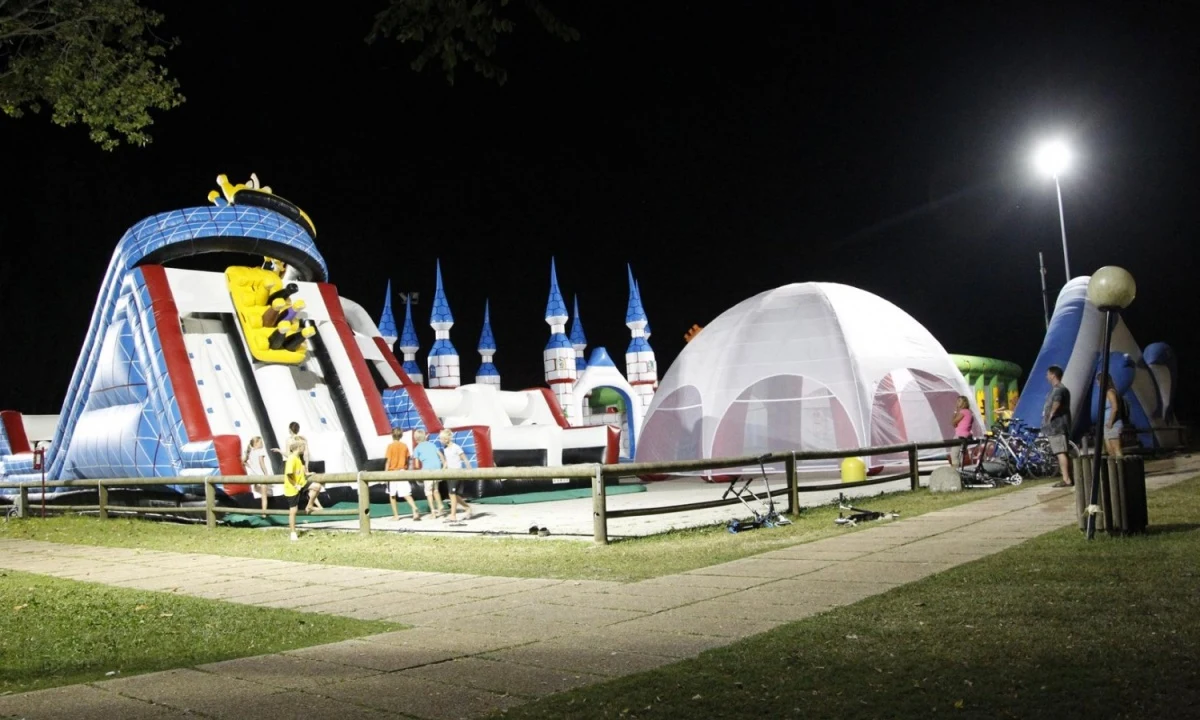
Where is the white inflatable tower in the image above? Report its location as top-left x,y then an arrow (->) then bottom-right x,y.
476,300 -> 500,386
427,260 -> 460,388
544,258 -> 577,422
625,266 -> 657,417
398,293 -> 422,384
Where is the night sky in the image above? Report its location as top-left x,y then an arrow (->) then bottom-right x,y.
1,1 -> 1195,420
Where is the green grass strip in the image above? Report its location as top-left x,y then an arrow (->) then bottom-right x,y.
0,571 -> 400,695
497,475 -> 1200,719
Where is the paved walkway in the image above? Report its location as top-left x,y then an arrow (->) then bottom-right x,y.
1,456 -> 1195,720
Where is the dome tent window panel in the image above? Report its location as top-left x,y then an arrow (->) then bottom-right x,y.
869,369 -> 961,464
711,375 -> 856,464
635,385 -> 704,462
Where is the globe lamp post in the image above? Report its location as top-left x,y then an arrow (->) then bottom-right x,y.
1085,266 -> 1137,540
1034,139 -> 1073,284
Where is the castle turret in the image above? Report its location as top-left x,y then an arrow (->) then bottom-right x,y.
544,258 -> 577,422
569,296 -> 588,373
625,265 -> 657,416
476,300 -> 500,386
398,293 -> 422,384
427,260 -> 460,388
378,279 -> 398,347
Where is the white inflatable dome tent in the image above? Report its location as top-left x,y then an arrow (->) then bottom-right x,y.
635,283 -> 981,470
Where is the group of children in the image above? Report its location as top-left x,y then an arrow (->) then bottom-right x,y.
240,423 -> 472,541
384,428 -> 473,524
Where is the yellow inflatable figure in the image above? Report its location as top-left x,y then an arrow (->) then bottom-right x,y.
225,266 -> 311,364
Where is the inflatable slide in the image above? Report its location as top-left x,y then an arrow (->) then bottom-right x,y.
1013,277 -> 1179,450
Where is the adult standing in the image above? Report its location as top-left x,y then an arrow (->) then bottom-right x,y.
1042,365 -> 1073,487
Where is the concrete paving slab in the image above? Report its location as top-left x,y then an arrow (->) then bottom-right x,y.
197,653 -> 382,689
481,642 -> 676,677
608,611 -> 782,638
489,601 -> 646,627
0,684 -> 189,720
569,628 -> 731,658
669,596 -> 831,624
754,546 -> 874,561
301,593 -> 400,618
635,572 -> 778,590
359,628 -> 527,656
222,582 -> 361,606
413,575 -> 526,596
391,614 -> 580,643
612,583 -> 737,603
800,559 -> 956,585
314,672 -> 521,719
403,656 -> 605,698
283,638 -> 460,672
226,690 -> 395,719
98,668 -> 282,719
683,557 -> 831,578
746,579 -> 895,606
536,589 -> 696,614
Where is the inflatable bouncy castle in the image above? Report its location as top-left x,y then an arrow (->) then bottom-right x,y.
0,175 -> 621,505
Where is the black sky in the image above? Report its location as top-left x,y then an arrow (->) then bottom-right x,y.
1,1 -> 1196,419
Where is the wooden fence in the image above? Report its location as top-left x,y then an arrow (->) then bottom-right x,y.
1,439 -> 975,543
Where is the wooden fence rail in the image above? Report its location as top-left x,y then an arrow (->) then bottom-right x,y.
2,438 -> 977,543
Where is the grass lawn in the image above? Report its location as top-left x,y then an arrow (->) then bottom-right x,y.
495,475 -> 1200,719
0,480 -> 1044,583
0,571 -> 399,695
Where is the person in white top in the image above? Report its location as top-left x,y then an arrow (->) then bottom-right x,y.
438,430 -> 473,522
243,436 -> 271,515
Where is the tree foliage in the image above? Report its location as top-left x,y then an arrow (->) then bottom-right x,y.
367,0 -> 578,86
0,0 -> 184,149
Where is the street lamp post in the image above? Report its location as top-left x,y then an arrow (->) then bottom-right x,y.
1084,266 -> 1137,541
1034,140 -> 1073,284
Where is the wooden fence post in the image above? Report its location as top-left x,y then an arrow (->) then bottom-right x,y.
592,465 -> 608,545
16,487 -> 29,518
98,483 -> 109,520
357,473 -> 371,536
786,452 -> 799,516
908,444 -> 920,491
204,480 -> 216,529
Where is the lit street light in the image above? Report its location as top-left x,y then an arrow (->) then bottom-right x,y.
1034,139 -> 1073,284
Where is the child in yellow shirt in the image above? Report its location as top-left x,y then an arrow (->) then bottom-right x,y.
284,440 -> 323,541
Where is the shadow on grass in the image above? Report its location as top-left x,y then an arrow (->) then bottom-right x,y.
1144,522 -> 1200,536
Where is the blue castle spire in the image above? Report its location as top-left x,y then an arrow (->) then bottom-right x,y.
476,300 -> 500,385
569,295 -> 588,372
378,280 -> 398,343
427,259 -> 459,388
545,258 -> 569,325
625,265 -> 648,327
398,293 -> 422,383
626,265 -> 651,356
430,260 -> 454,327
478,300 -> 497,353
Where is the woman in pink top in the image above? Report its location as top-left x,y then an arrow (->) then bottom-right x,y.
949,395 -> 975,468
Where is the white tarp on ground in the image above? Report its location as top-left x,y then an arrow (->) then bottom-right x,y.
635,282 -> 981,468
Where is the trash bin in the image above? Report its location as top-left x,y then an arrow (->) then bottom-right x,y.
1074,454 -> 1147,535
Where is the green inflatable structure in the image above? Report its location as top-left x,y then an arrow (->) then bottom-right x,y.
950,354 -> 1023,426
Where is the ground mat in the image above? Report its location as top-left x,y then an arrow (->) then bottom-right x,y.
471,484 -> 646,505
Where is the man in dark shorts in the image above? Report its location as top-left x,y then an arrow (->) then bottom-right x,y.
1042,365 -> 1073,487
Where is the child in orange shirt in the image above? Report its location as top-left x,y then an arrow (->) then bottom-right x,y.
384,428 -> 420,521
